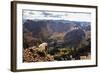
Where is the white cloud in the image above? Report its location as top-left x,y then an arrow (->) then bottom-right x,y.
23,10 -> 91,22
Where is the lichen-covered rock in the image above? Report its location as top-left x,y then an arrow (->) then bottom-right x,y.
23,48 -> 54,62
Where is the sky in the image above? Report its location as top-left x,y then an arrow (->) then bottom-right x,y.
23,10 -> 91,22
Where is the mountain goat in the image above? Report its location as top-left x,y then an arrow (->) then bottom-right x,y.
36,42 -> 48,52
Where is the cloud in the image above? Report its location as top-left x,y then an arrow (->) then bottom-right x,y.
23,10 -> 91,22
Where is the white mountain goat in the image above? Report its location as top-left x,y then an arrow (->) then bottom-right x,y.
37,42 -> 48,52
